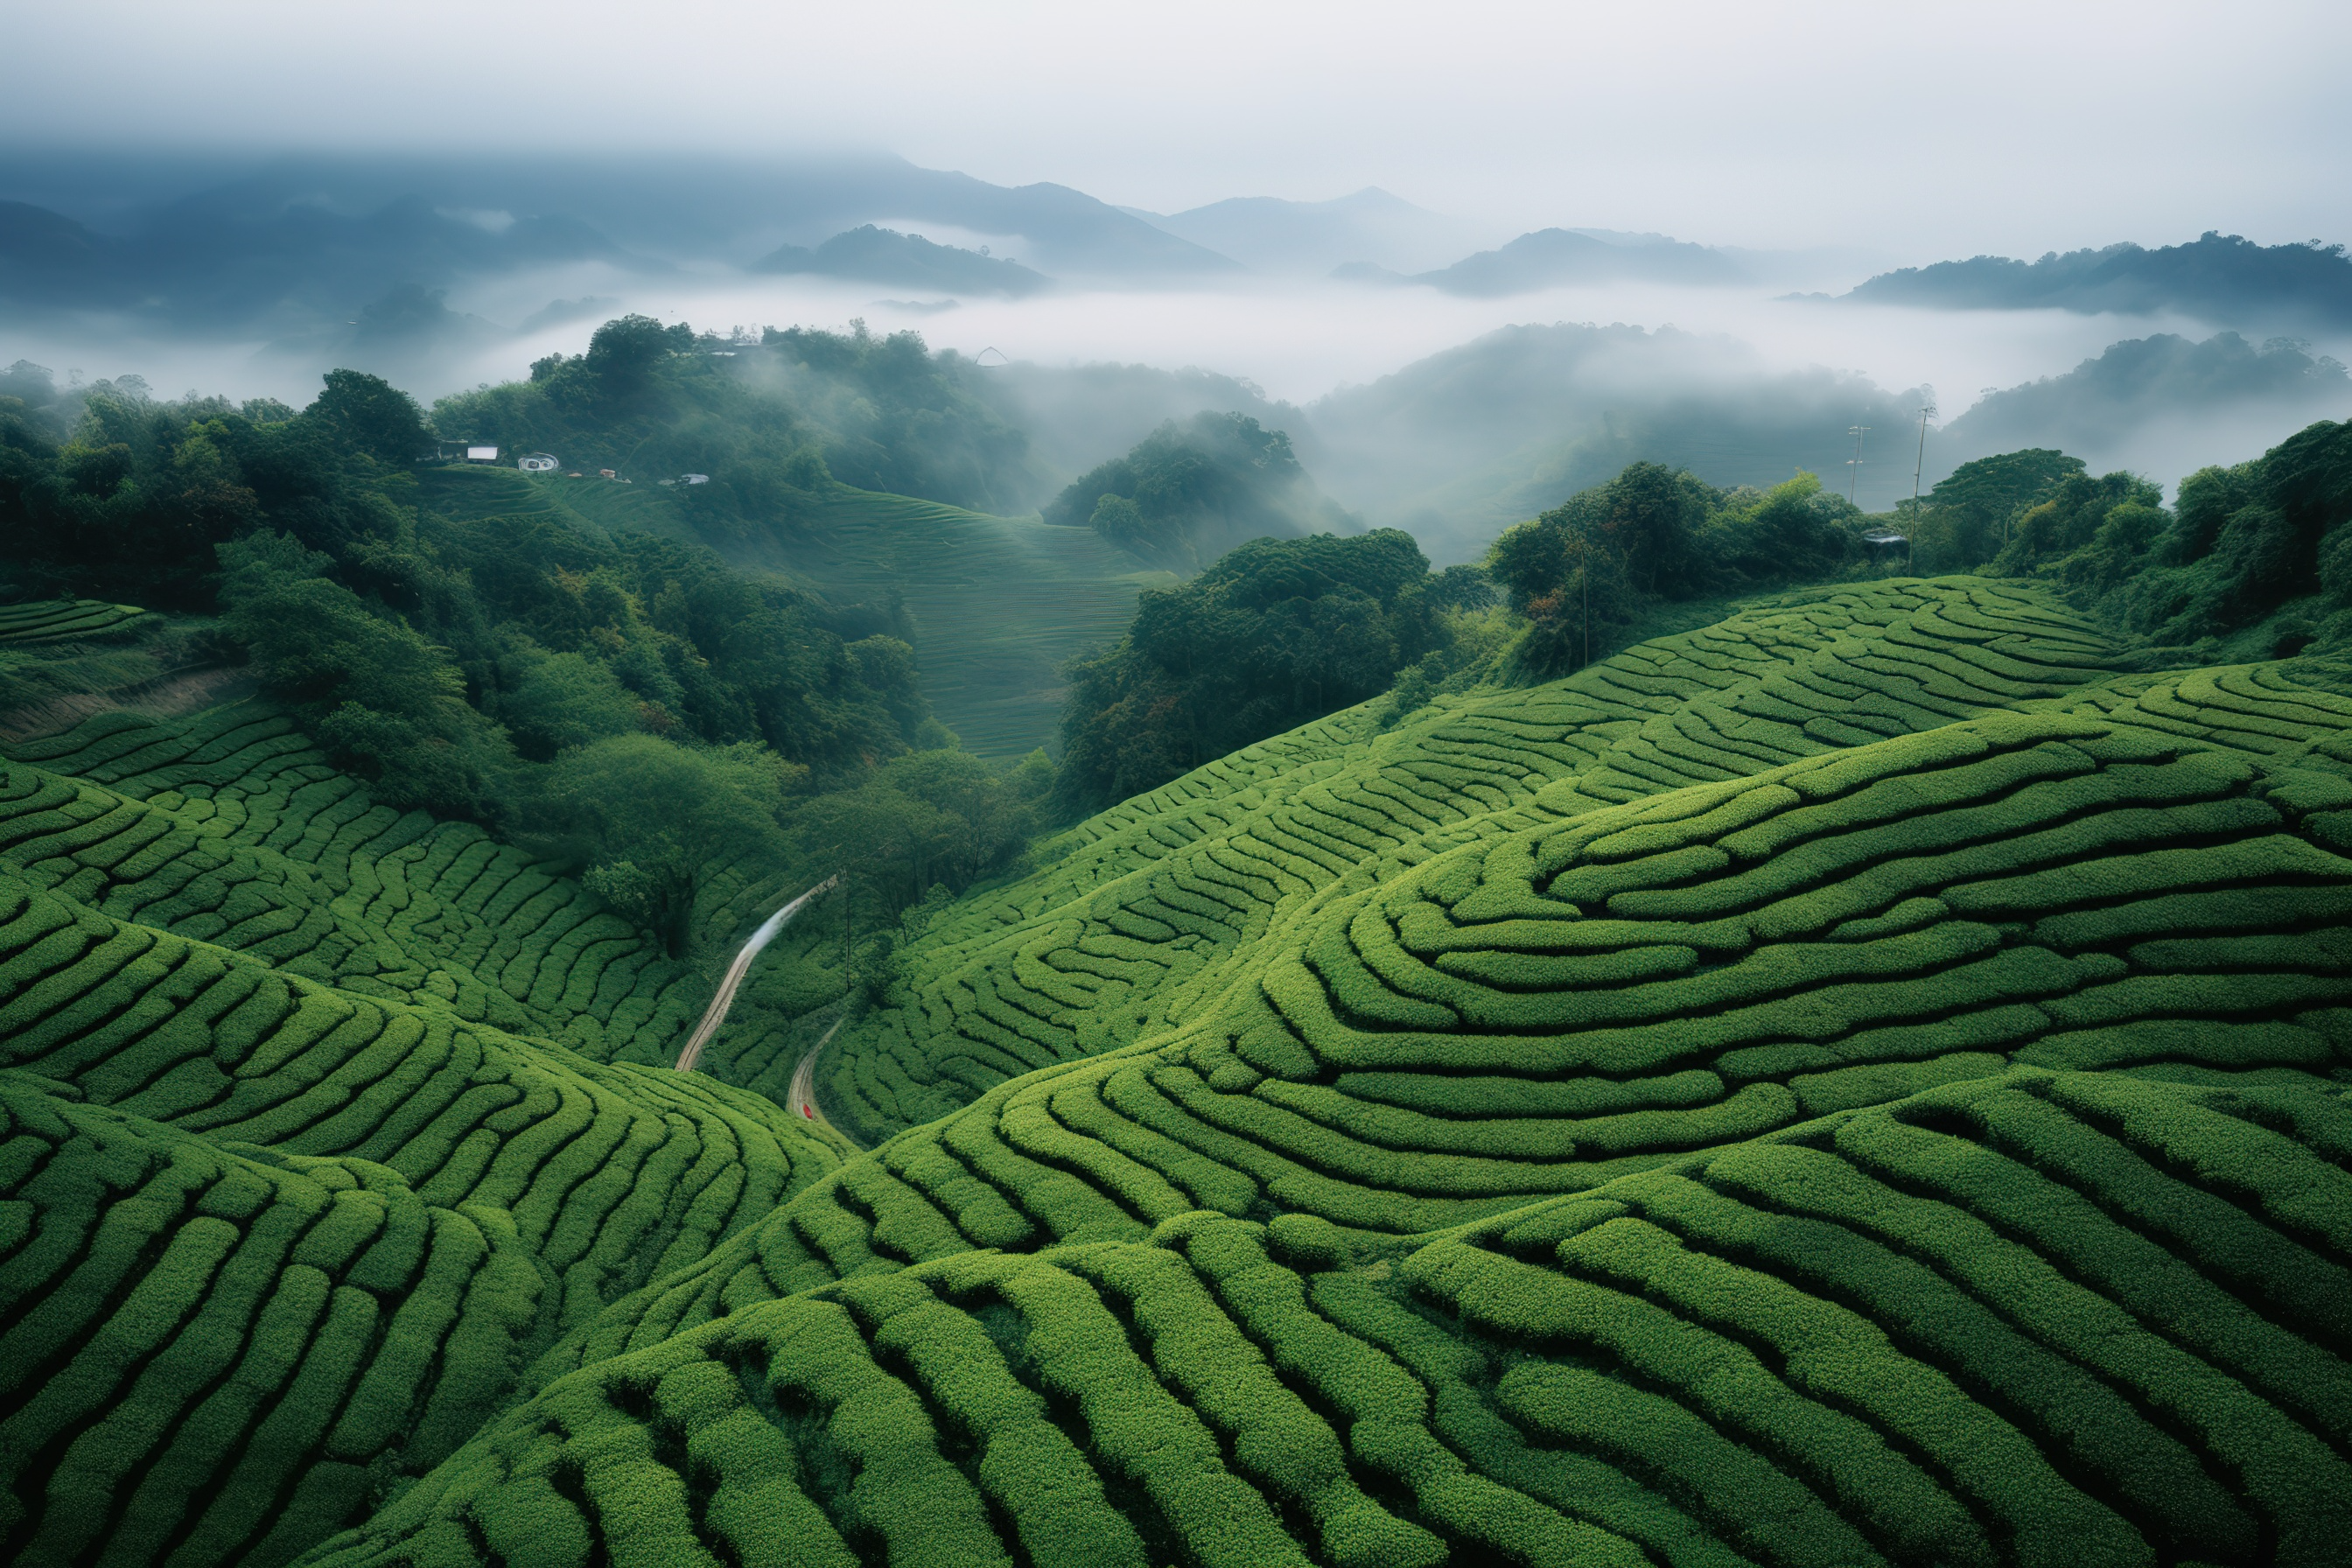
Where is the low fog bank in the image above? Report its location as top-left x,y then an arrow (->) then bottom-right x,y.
7,264 -> 2345,567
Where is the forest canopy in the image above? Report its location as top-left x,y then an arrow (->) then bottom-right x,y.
0,352 -> 1060,962
1056,528 -> 1495,810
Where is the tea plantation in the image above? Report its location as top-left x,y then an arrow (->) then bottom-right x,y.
0,600 -> 153,647
7,577 -> 2352,1566
816,578 -> 2349,1143
0,704 -> 852,1566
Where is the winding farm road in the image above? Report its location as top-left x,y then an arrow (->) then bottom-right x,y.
787,1018 -> 850,1137
673,874 -> 839,1074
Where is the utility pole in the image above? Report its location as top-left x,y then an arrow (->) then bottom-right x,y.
1910,403 -> 1936,515
1846,425 -> 1872,506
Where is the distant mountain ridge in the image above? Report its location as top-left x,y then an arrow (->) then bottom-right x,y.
1937,330 -> 2351,485
1839,231 -> 2352,329
752,225 -> 1051,297
1340,225 -> 1748,296
0,150 -> 1236,331
0,192 -> 645,320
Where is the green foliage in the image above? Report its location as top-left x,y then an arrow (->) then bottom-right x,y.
0,598 -> 195,718
1989,417 -> 2352,654
1491,461 -> 1862,677
13,576 -> 2352,1568
1992,469 -> 2166,578
729,484 -> 1172,758
794,747 -> 1055,914
514,733 -> 798,957
1057,529 -> 1458,811
308,368 -> 433,464
466,315 -> 1042,524
760,320 -> 1046,513
0,382 -> 382,606
218,531 -> 514,816
14,355 -> 2352,1568
1043,410 -> 1349,570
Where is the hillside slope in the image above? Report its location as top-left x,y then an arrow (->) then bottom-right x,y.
416,468 -> 1166,757
297,577 -> 2352,1568
0,704 -> 852,1568
817,578 -> 2163,1140
735,486 -> 1175,757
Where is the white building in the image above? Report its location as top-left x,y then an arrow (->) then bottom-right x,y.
518,453 -> 559,473
465,445 -> 500,463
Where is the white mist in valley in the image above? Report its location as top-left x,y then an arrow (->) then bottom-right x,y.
16,258 -> 2335,568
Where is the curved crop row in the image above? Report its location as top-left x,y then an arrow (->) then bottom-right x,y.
0,600 -> 151,647
305,1068 -> 2352,1568
17,581 -> 2352,1568
825,580 -> 2352,1149
2,705 -> 784,1063
0,706 -> 852,1568
535,704 -> 2352,1388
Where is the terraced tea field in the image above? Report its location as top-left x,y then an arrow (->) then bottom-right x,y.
0,600 -> 152,647
8,576 -> 2352,1568
818,578 -> 2352,1142
0,704 -> 851,1567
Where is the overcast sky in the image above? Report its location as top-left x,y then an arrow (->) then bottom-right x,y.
5,0 -> 2345,255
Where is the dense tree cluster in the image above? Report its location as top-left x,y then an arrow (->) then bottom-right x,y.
1489,460 -> 1867,677
760,320 -> 1045,513
0,362 -> 431,606
1989,416 -> 2352,655
430,315 -> 1045,534
1056,529 -> 1492,810
1903,448 -> 2088,571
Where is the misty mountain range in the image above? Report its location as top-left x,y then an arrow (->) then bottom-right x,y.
1827,232 -> 2352,332
0,151 -> 1231,332
7,150 -> 2347,344
4,148 -> 2347,568
1291,323 -> 2349,561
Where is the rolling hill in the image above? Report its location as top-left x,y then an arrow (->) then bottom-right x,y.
1395,227 -> 1748,296
5,575 -> 2318,1567
1306,324 -> 1933,558
752,226 -> 1053,297
722,486 -> 1177,758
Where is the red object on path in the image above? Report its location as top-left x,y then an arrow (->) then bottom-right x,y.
802,1104 -> 814,1118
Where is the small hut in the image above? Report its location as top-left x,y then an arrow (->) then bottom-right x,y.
1860,528 -> 1910,564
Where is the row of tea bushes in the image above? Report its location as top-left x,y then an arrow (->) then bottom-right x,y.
540,705 -> 2352,1381
820,581 -> 2194,1142
305,1068 -> 2352,1568
0,707 -> 853,1567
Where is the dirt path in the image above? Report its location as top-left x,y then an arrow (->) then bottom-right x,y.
673,874 -> 838,1074
787,1017 -> 853,1141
